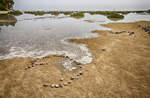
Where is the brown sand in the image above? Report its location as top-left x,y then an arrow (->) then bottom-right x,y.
0,21 -> 150,98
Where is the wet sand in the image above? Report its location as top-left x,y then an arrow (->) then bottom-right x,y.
0,21 -> 150,98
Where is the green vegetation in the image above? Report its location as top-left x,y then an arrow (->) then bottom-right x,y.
70,12 -> 84,18
61,11 -> 73,15
24,11 -> 74,16
107,13 -> 124,20
87,11 -> 117,15
23,10 -> 150,20
0,0 -> 14,10
84,11 -> 125,20
8,10 -> 23,16
134,11 -> 145,13
116,11 -> 131,14
0,3 -> 6,10
24,11 -> 47,16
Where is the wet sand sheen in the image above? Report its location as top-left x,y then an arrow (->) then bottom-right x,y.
0,21 -> 150,98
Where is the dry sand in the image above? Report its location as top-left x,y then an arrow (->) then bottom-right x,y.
0,21 -> 150,98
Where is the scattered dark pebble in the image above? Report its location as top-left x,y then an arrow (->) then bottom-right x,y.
142,26 -> 150,36
129,32 -> 134,36
43,84 -> 49,87
70,77 -> 75,80
68,81 -> 72,84
40,62 -> 46,65
28,66 -> 31,68
101,49 -> 106,51
59,84 -> 63,88
79,71 -> 83,75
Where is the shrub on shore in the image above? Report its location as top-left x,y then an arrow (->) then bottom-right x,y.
116,11 -> 131,14
0,3 -> 6,11
107,13 -> 124,20
24,11 -> 46,16
70,12 -> 84,18
24,11 -> 74,16
61,11 -> 73,15
8,10 -> 23,16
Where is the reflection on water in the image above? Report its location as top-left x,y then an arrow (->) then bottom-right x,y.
0,13 -> 150,65
0,15 -> 17,26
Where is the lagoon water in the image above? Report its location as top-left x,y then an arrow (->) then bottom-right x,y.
0,13 -> 150,65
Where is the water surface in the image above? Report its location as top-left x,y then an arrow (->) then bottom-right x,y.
0,13 -> 150,65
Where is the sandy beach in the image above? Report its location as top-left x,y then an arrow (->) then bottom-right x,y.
0,21 -> 150,98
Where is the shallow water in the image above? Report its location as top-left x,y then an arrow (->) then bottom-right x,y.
0,13 -> 150,65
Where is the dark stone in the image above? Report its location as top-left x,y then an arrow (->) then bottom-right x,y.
59,84 -> 63,88
101,49 -> 106,51
28,66 -> 31,68
70,77 -> 75,80
79,71 -> 83,75
129,32 -> 134,36
43,84 -> 48,87
68,81 -> 72,84
40,62 -> 46,65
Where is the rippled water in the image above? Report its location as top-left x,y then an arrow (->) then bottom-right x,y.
0,13 -> 150,65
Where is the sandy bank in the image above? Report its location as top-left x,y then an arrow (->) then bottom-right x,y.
0,21 -> 150,98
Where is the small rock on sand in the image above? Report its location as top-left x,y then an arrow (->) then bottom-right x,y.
129,32 -> 134,36
43,84 -> 49,87
40,62 -> 46,65
101,49 -> 106,51
50,84 -> 55,88
79,71 -> 83,75
70,77 -> 75,80
28,66 -> 31,68
55,84 -> 59,88
68,81 -> 72,84
63,82 -> 68,86
60,78 -> 64,81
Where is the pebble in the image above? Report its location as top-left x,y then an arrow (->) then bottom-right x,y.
70,77 -> 75,80
55,84 -> 59,88
60,78 -> 64,81
59,84 -> 63,88
63,82 -> 68,86
79,66 -> 82,68
40,62 -> 46,65
79,71 -> 83,75
50,84 -> 55,88
28,66 -> 31,68
76,62 -> 82,65
129,32 -> 134,36
68,81 -> 72,84
101,49 -> 106,51
43,84 -> 49,87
